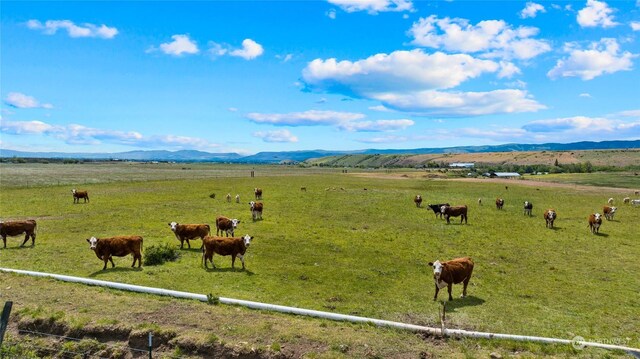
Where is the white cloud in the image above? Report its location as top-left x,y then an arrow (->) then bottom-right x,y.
326,9 -> 337,19
159,35 -> 199,56
498,61 -> 521,78
371,89 -> 546,116
338,119 -> 414,132
408,15 -> 551,60
520,2 -> 546,18
631,22 -> 640,31
246,110 -> 364,126
369,105 -> 394,112
577,0 -> 619,28
357,135 -> 410,143
253,129 -> 298,143
228,107 -> 238,112
4,92 -> 53,109
303,49 -> 499,93
26,19 -> 118,39
547,38 -> 636,80
328,0 -> 414,14
230,39 -> 264,60
579,93 -> 592,98
0,120 -> 60,135
276,53 -> 293,62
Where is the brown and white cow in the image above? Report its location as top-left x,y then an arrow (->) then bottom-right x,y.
603,206 -> 617,221
588,213 -> 602,234
427,257 -> 474,301
235,194 -> 240,203
86,235 -> 143,270
168,222 -> 210,249
495,198 -> 504,210
72,189 -> 89,203
523,201 -> 533,216
202,234 -> 254,269
414,195 -> 422,208
249,201 -> 263,221
632,199 -> 640,206
441,205 -> 468,224
623,197 -> 630,204
543,209 -> 557,228
607,197 -> 614,205
215,216 -> 240,237
254,188 -> 263,200
226,193 -> 232,203
0,219 -> 37,248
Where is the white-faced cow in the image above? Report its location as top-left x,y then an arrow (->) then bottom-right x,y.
202,234 -> 254,270
0,220 -> 37,248
603,206 -> 617,221
441,205 -> 468,224
623,197 -> 630,204
168,222 -> 210,249
478,198 -> 482,205
607,198 -> 614,205
588,213 -> 602,234
254,188 -> 263,200
414,195 -> 422,208
215,216 -> 240,237
235,194 -> 240,203
72,189 -> 89,203
495,198 -> 504,210
523,201 -> 533,216
543,209 -> 557,229
427,203 -> 450,219
226,193 -> 232,203
86,235 -> 143,270
249,201 -> 263,221
427,257 -> 474,301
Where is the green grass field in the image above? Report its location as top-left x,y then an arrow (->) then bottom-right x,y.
1,163 -> 639,358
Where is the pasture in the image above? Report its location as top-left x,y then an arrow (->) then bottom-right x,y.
1,162 -> 639,357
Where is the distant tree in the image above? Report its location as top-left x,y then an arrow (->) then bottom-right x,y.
554,158 -> 559,167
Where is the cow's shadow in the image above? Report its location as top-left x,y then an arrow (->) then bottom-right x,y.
442,295 -> 485,312
1,245 -> 35,251
594,232 -> 609,237
179,247 -> 204,253
203,267 -> 254,275
88,266 -> 143,277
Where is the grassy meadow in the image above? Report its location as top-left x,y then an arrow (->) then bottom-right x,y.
1,162 -> 639,358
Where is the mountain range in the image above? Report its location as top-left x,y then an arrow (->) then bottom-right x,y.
1,140 -> 639,163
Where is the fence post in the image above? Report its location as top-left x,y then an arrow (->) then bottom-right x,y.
148,332 -> 153,359
0,301 -> 13,349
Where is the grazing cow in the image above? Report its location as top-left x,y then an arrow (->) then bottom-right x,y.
168,222 -> 210,249
603,206 -> 617,221
495,198 -> 504,210
249,201 -> 263,221
478,198 -> 482,205
607,198 -> 614,205
216,216 -> 240,237
623,197 -> 630,204
523,201 -> 533,216
441,205 -> 468,224
202,234 -> 254,269
427,203 -> 450,219
543,209 -> 556,228
301,187 -> 307,192
632,199 -> 640,206
72,189 -> 89,203
427,257 -> 474,301
235,194 -> 240,203
0,220 -> 37,248
226,193 -> 232,203
588,213 -> 602,234
86,235 -> 143,270
254,188 -> 263,200
414,195 -> 422,208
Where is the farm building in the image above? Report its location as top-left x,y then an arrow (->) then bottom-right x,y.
483,172 -> 521,178
450,162 -> 475,168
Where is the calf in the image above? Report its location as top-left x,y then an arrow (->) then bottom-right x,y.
523,201 -> 533,216
86,235 -> 142,270
441,205 -> 468,224
249,201 -> 263,221
254,187 -> 263,200
543,209 -> 556,228
607,198 -> 614,205
216,216 -> 240,237
202,234 -> 254,269
72,189 -> 89,203
603,206 -> 617,221
0,219 -> 37,248
427,257 -> 474,301
427,203 -> 450,219
623,197 -> 630,204
168,222 -> 210,249
495,198 -> 504,210
588,213 -> 602,234
414,195 -> 422,208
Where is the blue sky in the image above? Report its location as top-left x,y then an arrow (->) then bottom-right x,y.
1,0 -> 639,155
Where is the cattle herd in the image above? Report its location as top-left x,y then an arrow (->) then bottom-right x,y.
0,184 -> 638,304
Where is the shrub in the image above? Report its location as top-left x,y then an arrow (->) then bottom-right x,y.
143,243 -> 180,266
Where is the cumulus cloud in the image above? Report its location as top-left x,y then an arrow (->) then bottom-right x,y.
326,9 -> 337,19
328,0 -> 414,14
26,19 -> 118,39
253,129 -> 298,143
520,2 -> 546,18
4,92 -> 53,109
631,22 -> 640,31
0,119 -> 220,149
408,16 -> 551,60
229,39 -> 264,60
246,110 -> 413,132
159,34 -> 199,56
338,119 -> 414,132
547,38 -> 636,80
577,0 -> 619,28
